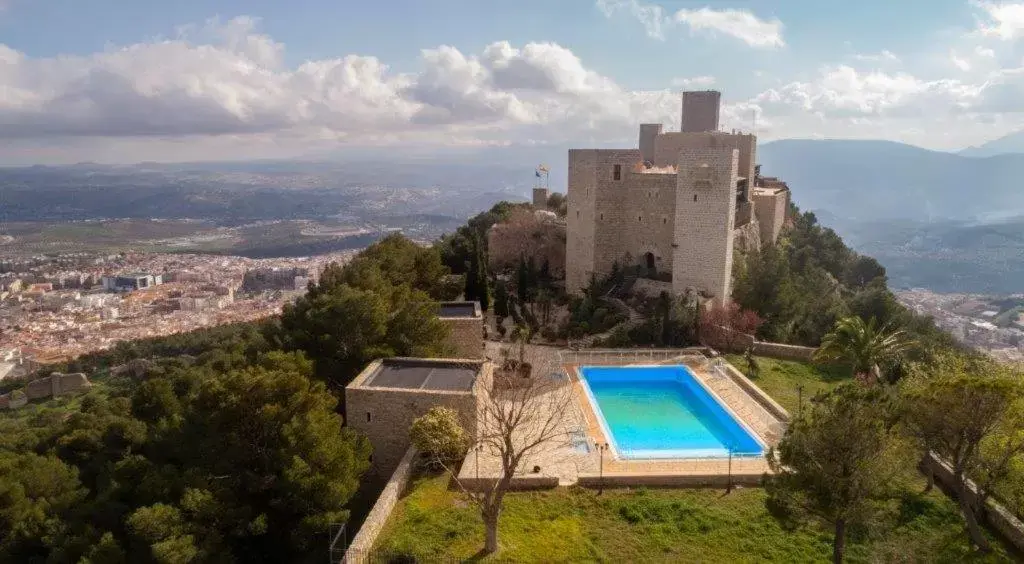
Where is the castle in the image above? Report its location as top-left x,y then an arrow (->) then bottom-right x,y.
565,90 -> 790,305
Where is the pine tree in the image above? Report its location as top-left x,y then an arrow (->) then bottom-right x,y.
464,253 -> 478,301
476,238 -> 490,311
516,255 -> 530,303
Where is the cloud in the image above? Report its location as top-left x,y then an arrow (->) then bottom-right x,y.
975,45 -> 996,57
595,0 -> 669,40
972,0 -> 1024,40
595,1 -> 784,48
7,13 -> 1024,162
671,76 -> 716,88
951,51 -> 972,71
852,50 -> 900,63
673,7 -> 785,49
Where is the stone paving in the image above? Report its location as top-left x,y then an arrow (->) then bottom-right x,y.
462,343 -> 785,486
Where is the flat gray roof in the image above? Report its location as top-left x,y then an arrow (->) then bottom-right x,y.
438,301 -> 479,318
361,359 -> 479,391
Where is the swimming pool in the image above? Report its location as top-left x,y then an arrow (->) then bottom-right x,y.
579,365 -> 765,459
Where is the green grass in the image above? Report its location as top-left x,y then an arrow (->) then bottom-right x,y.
375,470 -> 1013,563
724,354 -> 850,414
373,355 -> 1019,563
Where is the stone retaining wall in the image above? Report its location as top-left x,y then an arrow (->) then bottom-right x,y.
751,341 -> 816,362
576,472 -> 765,489
0,372 -> 90,410
346,447 -> 418,561
457,474 -> 560,492
631,278 -> 674,298
720,362 -> 791,422
921,452 -> 1024,552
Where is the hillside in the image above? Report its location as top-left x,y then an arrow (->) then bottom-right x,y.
758,139 -> 1024,223
959,129 -> 1024,158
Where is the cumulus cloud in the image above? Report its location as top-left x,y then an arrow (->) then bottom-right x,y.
671,76 -> 716,88
852,50 -> 900,63
595,1 -> 784,48
673,7 -> 785,49
972,0 -> 1024,40
8,13 -> 1024,162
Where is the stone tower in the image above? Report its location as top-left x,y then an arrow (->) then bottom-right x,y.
532,187 -> 549,208
681,90 -> 721,133
672,148 -> 739,305
638,123 -> 663,164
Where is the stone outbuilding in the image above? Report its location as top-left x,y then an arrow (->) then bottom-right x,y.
437,301 -> 484,359
346,357 -> 493,478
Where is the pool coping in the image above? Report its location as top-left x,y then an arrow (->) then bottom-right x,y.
573,363 -> 768,461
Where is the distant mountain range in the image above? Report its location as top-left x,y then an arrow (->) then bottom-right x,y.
4,136 -> 1024,293
959,129 -> 1024,158
757,139 -> 1024,293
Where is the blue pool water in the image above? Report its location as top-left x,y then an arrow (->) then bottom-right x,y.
580,365 -> 764,459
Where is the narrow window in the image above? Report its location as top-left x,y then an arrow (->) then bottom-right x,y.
663,217 -> 667,224
366,412 -> 372,422
600,213 -> 604,220
369,454 -> 374,463
638,215 -> 642,222
693,194 -> 698,202
577,211 -> 580,218
613,164 -> 622,181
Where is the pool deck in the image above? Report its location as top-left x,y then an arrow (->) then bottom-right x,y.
457,344 -> 787,489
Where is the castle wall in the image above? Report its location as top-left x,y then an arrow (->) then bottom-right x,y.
567,149 -> 646,292
653,132 -> 756,202
752,188 -> 790,245
672,148 -> 739,305
638,123 -> 663,163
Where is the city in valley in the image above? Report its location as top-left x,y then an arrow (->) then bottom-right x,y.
897,289 -> 1024,364
0,250 -> 357,380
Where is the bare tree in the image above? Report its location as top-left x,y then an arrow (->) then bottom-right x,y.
417,343 -> 576,554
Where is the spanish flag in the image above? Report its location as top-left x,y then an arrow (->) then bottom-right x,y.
537,164 -> 550,174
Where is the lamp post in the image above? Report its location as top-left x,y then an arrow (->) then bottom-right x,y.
797,384 -> 805,419
726,445 -> 734,494
596,442 -> 609,495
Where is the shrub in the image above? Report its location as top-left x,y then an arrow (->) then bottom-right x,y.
410,407 -> 470,467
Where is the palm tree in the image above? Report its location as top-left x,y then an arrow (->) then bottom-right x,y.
814,316 -> 914,384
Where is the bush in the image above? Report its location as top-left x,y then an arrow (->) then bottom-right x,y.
409,407 -> 470,467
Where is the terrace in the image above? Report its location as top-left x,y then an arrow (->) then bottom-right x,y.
458,345 -> 786,489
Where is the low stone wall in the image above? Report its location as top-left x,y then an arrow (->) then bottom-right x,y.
0,372 -> 90,410
457,474 -> 560,492
576,472 -> 765,489
921,453 -> 1024,552
720,362 -> 791,423
632,278 -> 673,298
751,341 -> 816,362
346,447 -> 418,561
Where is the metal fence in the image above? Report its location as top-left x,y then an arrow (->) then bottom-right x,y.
557,347 -> 710,368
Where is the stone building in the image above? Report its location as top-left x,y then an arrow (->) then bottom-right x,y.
346,357 -> 493,478
437,301 -> 485,359
566,90 -> 790,304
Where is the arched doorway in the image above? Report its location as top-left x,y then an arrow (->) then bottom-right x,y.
643,252 -> 656,275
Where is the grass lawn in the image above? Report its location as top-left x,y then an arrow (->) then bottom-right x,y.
375,470 -> 1013,563
724,354 -> 850,414
371,355 -> 1020,563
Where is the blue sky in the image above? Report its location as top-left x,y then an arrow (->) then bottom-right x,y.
1,0 -> 1023,163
